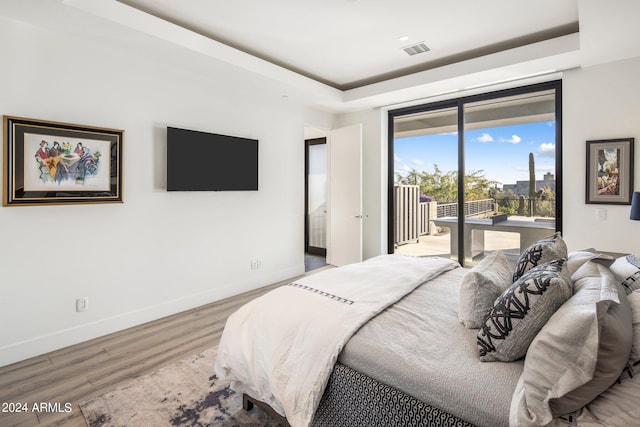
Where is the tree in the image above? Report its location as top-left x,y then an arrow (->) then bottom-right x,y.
536,187 -> 556,218
494,188 -> 519,215
396,165 -> 498,203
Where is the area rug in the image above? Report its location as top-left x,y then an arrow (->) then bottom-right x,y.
79,347 -> 284,426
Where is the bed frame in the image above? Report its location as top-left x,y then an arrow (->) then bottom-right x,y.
243,362 -> 475,427
243,393 -> 291,426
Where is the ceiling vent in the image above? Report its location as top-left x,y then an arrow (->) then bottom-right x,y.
402,42 -> 430,56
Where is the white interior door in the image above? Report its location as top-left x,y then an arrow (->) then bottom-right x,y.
327,123 -> 363,266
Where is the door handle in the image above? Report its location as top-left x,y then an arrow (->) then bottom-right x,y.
354,215 -> 363,219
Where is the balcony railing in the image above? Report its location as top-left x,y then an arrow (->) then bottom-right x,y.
437,198 -> 495,218
394,185 -> 495,246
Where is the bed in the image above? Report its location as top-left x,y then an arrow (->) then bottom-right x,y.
214,235 -> 640,427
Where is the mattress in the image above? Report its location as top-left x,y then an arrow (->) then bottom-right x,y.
338,267 -> 524,427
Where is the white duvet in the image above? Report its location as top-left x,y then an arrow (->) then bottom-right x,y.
214,254 -> 459,427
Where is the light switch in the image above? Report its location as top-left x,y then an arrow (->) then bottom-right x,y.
596,208 -> 607,221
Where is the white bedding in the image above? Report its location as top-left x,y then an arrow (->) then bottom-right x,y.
214,254 -> 459,427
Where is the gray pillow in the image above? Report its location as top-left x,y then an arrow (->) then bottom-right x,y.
549,282 -> 632,415
478,258 -> 572,362
459,250 -> 513,329
513,232 -> 567,282
578,289 -> 640,426
510,261 -> 633,426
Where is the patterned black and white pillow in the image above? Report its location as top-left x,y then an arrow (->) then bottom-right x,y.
610,254 -> 640,295
478,258 -> 572,362
513,232 -> 567,282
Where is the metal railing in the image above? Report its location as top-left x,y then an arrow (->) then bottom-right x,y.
437,199 -> 495,218
394,185 -> 495,246
394,185 -> 421,245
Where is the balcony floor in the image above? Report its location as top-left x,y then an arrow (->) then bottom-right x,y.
394,229 -> 522,265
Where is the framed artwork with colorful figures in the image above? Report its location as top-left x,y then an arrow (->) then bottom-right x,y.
3,116 -> 123,206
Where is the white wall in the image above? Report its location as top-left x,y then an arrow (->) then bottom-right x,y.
0,17 -> 332,366
563,56 -> 640,253
337,56 -> 640,260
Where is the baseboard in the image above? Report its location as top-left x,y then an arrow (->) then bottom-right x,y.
0,265 -> 303,368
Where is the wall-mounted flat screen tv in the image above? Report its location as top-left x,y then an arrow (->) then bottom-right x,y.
167,127 -> 258,191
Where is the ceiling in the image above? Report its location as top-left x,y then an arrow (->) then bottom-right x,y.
116,0 -> 579,91
1,1 -> 640,113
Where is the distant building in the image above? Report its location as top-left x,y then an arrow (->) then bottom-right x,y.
502,172 -> 556,195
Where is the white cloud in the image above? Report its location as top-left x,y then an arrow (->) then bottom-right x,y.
411,158 -> 425,166
477,133 -> 493,143
538,142 -> 555,157
507,134 -> 521,144
394,154 -> 401,162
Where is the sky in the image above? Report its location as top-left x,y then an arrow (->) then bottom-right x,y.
394,120 -> 556,187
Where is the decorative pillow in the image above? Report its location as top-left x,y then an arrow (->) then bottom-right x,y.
575,289 -> 640,426
549,282 -> 632,415
513,232 -> 567,282
610,254 -> 640,295
576,368 -> 640,427
509,261 -> 633,426
567,250 -> 612,280
628,290 -> 640,365
458,250 -> 513,329
478,258 -> 571,362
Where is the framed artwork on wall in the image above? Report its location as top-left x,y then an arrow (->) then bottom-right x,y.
3,116 -> 124,206
585,137 -> 634,205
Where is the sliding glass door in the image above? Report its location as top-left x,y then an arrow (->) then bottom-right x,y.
392,105 -> 459,258
389,81 -> 561,266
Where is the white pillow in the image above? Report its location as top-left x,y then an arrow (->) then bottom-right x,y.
458,250 -> 513,329
610,254 -> 640,294
576,374 -> 640,427
628,289 -> 640,365
567,250 -> 612,280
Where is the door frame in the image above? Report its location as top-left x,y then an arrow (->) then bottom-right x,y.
387,80 -> 563,265
305,137 -> 327,256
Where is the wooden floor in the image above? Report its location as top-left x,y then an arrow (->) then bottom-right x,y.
0,271 -> 320,427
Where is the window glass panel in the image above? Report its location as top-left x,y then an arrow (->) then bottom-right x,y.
463,90 -> 556,266
393,106 -> 459,258
308,143 -> 327,250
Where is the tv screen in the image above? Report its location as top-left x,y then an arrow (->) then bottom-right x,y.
166,127 -> 258,191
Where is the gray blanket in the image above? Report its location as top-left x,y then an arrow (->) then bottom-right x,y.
338,267 -> 523,427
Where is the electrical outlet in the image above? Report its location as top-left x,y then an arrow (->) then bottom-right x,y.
250,259 -> 262,270
76,297 -> 88,312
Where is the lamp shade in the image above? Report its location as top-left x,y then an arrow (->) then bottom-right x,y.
631,192 -> 640,221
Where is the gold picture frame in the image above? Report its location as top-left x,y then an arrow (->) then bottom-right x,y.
3,116 -> 124,206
